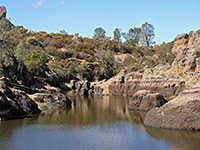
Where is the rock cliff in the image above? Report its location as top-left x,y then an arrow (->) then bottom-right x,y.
0,77 -> 41,120
0,6 -> 6,20
107,29 -> 200,130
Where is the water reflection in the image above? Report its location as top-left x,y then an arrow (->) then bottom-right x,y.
0,93 -> 200,150
36,95 -> 130,126
145,127 -> 200,150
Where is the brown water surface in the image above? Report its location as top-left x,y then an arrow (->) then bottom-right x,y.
0,93 -> 199,150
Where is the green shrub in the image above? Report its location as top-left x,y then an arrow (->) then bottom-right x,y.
123,56 -> 137,66
24,50 -> 47,76
36,102 -> 48,110
87,56 -> 95,62
170,95 -> 177,99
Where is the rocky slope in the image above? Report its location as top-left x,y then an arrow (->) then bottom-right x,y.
107,29 -> 200,130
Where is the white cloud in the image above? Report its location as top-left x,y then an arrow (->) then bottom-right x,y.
60,0 -> 65,4
32,0 -> 43,8
32,0 -> 64,8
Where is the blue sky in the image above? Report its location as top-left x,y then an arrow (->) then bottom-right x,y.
1,0 -> 200,44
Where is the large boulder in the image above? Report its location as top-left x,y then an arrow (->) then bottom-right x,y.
128,90 -> 167,111
71,80 -> 98,96
0,80 -> 41,120
144,87 -> 200,131
33,92 -> 71,109
0,6 -> 6,20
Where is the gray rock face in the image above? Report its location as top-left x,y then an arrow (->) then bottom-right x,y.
173,33 -> 188,41
70,80 -> 103,96
33,92 -> 71,109
108,77 -> 185,98
128,90 -> 167,111
94,86 -> 103,95
0,80 -> 41,120
144,88 -> 200,131
171,46 -> 200,73
187,30 -> 200,49
0,6 -> 6,20
171,30 -> 200,75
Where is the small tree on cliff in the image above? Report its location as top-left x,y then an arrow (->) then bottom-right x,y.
124,27 -> 142,46
93,27 -> 106,39
140,22 -> 155,47
113,28 -> 122,42
95,50 -> 118,79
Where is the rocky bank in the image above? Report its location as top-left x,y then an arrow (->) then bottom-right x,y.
144,87 -> 200,130
108,30 -> 200,131
0,77 -> 41,120
0,77 -> 72,120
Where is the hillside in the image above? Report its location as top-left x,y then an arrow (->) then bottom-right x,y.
0,6 -> 176,87
0,6 -> 200,130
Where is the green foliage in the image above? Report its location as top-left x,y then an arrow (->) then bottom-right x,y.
60,29 -> 67,34
170,95 -> 177,99
123,56 -> 137,66
3,18 -> 160,83
76,63 -> 94,81
95,50 -> 119,79
11,26 -> 23,32
154,42 -> 175,65
55,50 -> 73,60
35,101 -> 48,110
0,17 -> 13,31
27,37 -> 43,48
76,63 -> 88,80
48,61 -> 77,81
64,62 -> 78,81
126,39 -> 139,46
47,61 -> 66,78
93,27 -> 106,39
113,28 -> 122,42
140,22 -> 155,47
87,56 -> 95,62
103,91 -> 111,95
124,27 -> 141,46
24,51 -> 47,76
15,40 -> 29,61
0,30 -> 14,77
142,56 -> 157,67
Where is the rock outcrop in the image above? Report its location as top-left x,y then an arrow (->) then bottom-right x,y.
108,76 -> 185,98
0,6 -> 6,20
33,92 -> 71,110
171,46 -> 200,74
171,30 -> 200,75
128,90 -> 167,111
171,33 -> 188,56
71,80 -> 103,95
0,78 -> 41,120
144,88 -> 200,131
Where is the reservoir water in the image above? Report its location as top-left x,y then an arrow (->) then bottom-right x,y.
0,93 -> 200,150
